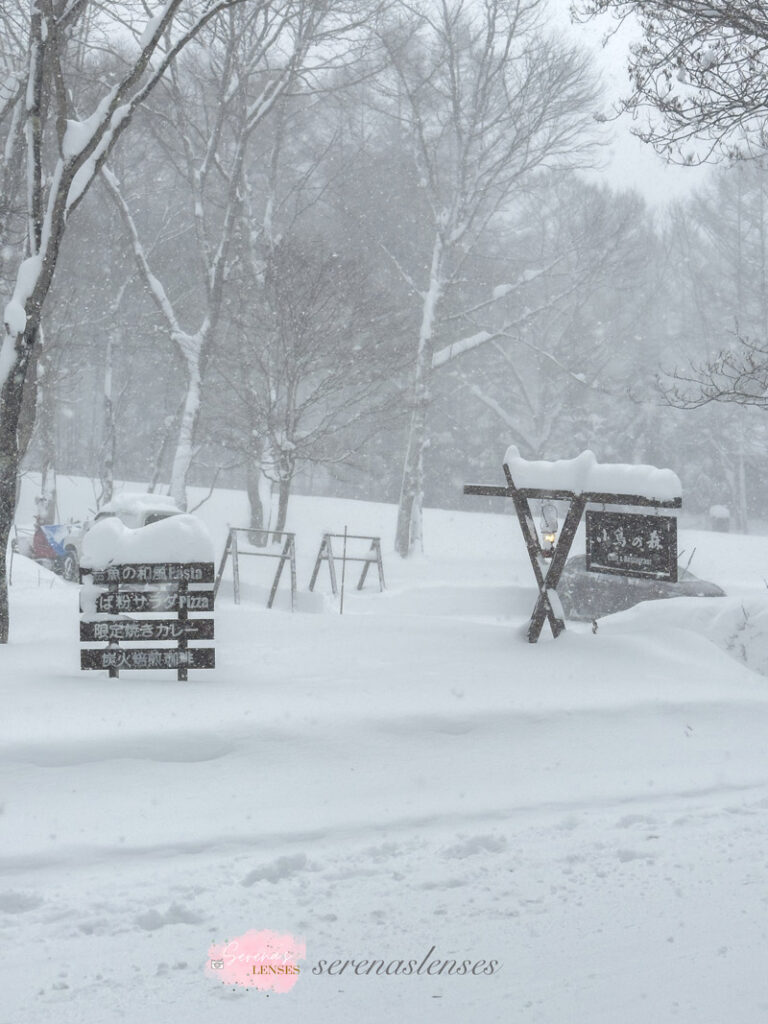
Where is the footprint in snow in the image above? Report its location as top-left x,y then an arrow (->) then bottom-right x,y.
241,853 -> 310,886
0,891 -> 43,913
134,902 -> 203,931
616,849 -> 655,864
616,814 -> 658,829
441,834 -> 507,860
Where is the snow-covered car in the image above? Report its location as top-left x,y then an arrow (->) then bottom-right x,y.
12,521 -> 81,581
556,555 -> 725,622
57,493 -> 183,581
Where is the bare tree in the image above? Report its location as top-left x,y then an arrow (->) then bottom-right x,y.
102,0 -> 380,510
0,0 -> 274,642
451,178 -> 656,458
575,0 -> 768,162
664,335 -> 768,411
375,0 -> 598,556
214,235 -> 405,533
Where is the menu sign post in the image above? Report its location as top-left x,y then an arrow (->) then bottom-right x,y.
80,562 -> 215,680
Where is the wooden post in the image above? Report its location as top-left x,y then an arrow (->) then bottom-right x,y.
108,577 -> 119,678
308,534 -> 328,593
357,539 -> 374,590
177,578 -> 188,682
289,536 -> 297,611
340,526 -> 348,614
526,496 -> 585,644
375,538 -> 385,591
213,530 -> 232,600
267,535 -> 291,609
232,529 -> 241,605
326,536 -> 338,596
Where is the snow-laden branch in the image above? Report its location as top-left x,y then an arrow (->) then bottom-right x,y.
100,168 -> 183,336
442,262 -> 568,324
431,328 -> 494,369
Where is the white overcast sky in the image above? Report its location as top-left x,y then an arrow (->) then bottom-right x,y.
560,3 -> 712,206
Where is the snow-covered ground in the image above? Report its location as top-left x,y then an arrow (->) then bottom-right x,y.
3,477 -> 768,1023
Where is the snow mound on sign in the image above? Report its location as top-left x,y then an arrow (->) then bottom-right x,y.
81,514 -> 213,568
503,446 -> 681,502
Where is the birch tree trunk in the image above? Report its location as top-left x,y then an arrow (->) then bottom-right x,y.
36,328 -> 58,520
0,0 -> 266,642
246,448 -> 268,545
395,237 -> 443,556
99,326 -> 116,508
383,0 -> 597,557
168,353 -> 203,510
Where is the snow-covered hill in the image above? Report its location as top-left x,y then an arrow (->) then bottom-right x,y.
3,476 -> 768,1023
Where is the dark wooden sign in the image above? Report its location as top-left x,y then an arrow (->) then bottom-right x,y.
80,619 -> 214,642
80,647 -> 215,671
464,458 -> 682,643
586,511 -> 677,582
84,562 -> 215,585
80,560 -> 216,679
83,590 -> 215,614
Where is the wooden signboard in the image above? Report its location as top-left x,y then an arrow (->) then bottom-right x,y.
88,562 -> 215,585
80,561 -> 215,679
586,511 -> 677,583
80,619 -> 215,642
83,590 -> 215,614
81,648 -> 215,671
464,455 -> 682,644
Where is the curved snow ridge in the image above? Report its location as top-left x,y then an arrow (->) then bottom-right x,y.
0,732 -> 236,768
2,781 -> 766,877
363,698 -> 768,738
350,583 -> 536,620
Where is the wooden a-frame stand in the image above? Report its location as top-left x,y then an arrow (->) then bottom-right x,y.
213,528 -> 297,610
308,533 -> 385,596
465,463 -> 681,644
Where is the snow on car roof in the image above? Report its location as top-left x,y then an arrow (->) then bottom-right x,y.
98,492 -> 180,517
81,513 -> 214,567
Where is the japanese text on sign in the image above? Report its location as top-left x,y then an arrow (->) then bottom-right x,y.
85,563 -> 215,585
586,511 -> 677,582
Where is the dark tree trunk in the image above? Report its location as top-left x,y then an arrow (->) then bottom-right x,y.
0,324 -> 39,642
246,454 -> 267,546
37,333 -> 57,520
274,477 -> 291,538
99,328 -> 116,507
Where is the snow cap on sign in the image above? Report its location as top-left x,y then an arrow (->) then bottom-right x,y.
81,513 -> 214,568
503,446 -> 682,502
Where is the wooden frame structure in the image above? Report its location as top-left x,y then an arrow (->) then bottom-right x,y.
308,533 -> 385,596
213,528 -> 297,610
465,462 -> 682,644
